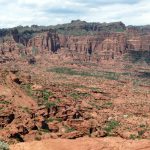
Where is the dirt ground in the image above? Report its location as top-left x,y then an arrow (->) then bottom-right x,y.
0,54 -> 150,149
10,137 -> 150,150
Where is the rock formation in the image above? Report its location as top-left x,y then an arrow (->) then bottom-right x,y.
0,20 -> 150,64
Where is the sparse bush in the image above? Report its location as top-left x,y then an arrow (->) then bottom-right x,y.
102,102 -> 113,108
69,92 -> 90,101
27,55 -> 36,65
0,141 -> 9,150
90,87 -> 102,93
40,128 -> 50,133
124,64 -> 132,70
32,46 -> 39,55
103,72 -> 120,80
35,136 -> 41,141
22,84 -> 33,96
127,50 -> 150,64
17,43 -> 25,49
0,101 -> 10,105
42,90 -> 53,101
45,102 -> 56,108
129,130 -> 146,140
48,67 -> 120,80
129,134 -> 136,140
46,117 -> 54,122
64,126 -> 76,133
48,67 -> 78,75
104,120 -> 119,135
138,130 -> 145,137
56,118 -> 63,122
21,107 -> 31,113
46,117 -> 62,123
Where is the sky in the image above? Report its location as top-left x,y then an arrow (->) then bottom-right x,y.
0,0 -> 150,28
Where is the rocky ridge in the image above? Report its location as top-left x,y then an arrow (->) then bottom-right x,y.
0,20 -> 150,64
0,20 -> 150,148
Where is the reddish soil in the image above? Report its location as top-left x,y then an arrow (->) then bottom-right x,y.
10,137 -> 150,150
0,21 -> 150,149
0,53 -> 149,150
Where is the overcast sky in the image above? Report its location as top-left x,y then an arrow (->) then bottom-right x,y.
0,0 -> 150,28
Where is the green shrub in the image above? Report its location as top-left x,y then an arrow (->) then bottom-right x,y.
64,126 -> 76,133
69,92 -> 90,101
0,141 -> 9,150
21,107 -> 31,113
129,130 -> 145,140
102,102 -> 113,108
104,120 -> 119,135
46,118 -> 54,122
22,84 -> 33,96
127,50 -> 150,64
0,101 -> 10,105
32,46 -> 39,55
46,117 -> 63,123
48,67 -> 120,80
42,90 -> 53,101
129,134 -> 137,140
45,102 -> 56,108
17,44 -> 25,49
138,130 -> 145,137
48,67 -> 78,75
56,118 -> 63,122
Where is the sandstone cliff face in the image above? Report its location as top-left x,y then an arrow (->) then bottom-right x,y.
127,28 -> 150,51
27,31 -> 60,53
59,33 -> 127,62
0,36 -> 17,55
0,31 -> 61,57
0,21 -> 150,63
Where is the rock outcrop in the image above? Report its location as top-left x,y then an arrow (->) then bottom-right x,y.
0,20 -> 150,63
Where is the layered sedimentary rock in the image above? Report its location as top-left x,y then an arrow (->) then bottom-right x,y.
60,33 -> 127,62
0,36 -> 16,55
0,21 -> 150,63
27,31 -> 60,53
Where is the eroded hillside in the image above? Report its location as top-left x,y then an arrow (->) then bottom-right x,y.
0,21 -> 150,149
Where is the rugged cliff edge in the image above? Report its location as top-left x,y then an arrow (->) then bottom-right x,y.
0,20 -> 150,64
0,20 -> 150,147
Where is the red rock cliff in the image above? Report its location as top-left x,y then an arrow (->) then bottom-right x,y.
0,23 -> 150,63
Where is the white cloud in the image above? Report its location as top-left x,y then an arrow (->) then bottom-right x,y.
0,0 -> 149,28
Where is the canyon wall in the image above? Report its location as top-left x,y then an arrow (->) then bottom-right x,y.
0,21 -> 150,63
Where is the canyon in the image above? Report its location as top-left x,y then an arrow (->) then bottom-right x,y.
0,20 -> 150,150
0,20 -> 150,64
